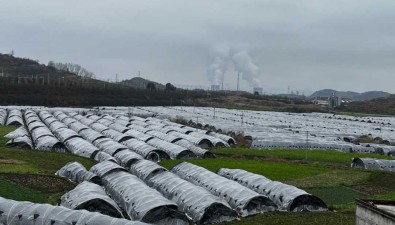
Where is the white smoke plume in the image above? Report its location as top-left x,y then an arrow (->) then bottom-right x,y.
232,50 -> 261,88
206,44 -> 230,86
207,45 -> 261,88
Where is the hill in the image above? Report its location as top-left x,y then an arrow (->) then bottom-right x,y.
339,95 -> 395,115
0,53 -> 78,81
120,77 -> 165,89
310,89 -> 390,101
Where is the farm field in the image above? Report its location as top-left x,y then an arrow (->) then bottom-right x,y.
0,125 -> 95,204
2,125 -> 394,224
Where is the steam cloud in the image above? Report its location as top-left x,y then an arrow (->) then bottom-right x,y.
206,45 -> 261,88
232,50 -> 261,88
206,45 -> 230,86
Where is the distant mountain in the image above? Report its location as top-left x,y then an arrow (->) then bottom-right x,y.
309,89 -> 390,101
121,77 -> 165,89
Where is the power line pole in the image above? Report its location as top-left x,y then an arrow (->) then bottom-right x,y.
237,72 -> 240,91
305,131 -> 309,161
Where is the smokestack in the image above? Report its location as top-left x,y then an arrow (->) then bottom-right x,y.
237,72 -> 240,91
206,45 -> 230,87
232,50 -> 261,88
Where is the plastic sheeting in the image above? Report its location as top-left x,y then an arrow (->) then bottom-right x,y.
6,135 -> 33,149
167,131 -> 213,149
90,122 -> 112,132
122,138 -> 166,161
188,132 -> 229,147
49,120 -> 69,130
93,138 -> 129,156
94,151 -> 118,163
114,150 -> 144,167
351,158 -> 395,172
171,162 -> 277,216
173,139 -> 215,158
4,126 -> 29,139
207,132 -> 236,146
5,109 -> 23,126
64,137 -> 99,159
217,168 -> 327,212
147,171 -> 238,224
90,160 -> 127,177
0,197 -> 150,225
4,118 -> 33,149
60,181 -> 123,218
71,114 -> 160,161
124,129 -> 153,142
146,130 -> 182,143
53,128 -> 81,143
0,109 -> 6,125
55,162 -> 101,184
146,138 -> 196,159
103,129 -> 134,142
101,170 -> 189,225
128,159 -> 167,181
145,130 -> 214,158
79,128 -> 106,143
26,111 -> 64,151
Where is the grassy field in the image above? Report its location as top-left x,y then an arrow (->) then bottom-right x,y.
221,211 -> 355,225
0,125 -> 95,204
160,158 -> 331,181
160,149 -> 395,215
212,148 -> 393,165
1,124 -> 395,225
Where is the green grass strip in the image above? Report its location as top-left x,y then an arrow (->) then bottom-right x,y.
0,178 -> 47,203
212,148 -> 392,165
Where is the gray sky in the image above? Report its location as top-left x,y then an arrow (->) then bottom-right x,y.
1,0 -> 394,94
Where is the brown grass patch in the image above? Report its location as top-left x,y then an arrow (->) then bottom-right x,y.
0,173 -> 75,194
0,159 -> 26,164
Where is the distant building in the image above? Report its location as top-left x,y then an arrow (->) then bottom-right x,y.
356,199 -> 395,225
253,87 -> 263,95
211,84 -> 220,91
313,92 -> 342,108
329,92 -> 342,108
313,97 -> 330,106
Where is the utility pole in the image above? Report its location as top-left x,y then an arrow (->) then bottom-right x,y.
237,72 -> 240,91
241,112 -> 244,125
305,131 -> 309,161
213,107 -> 216,118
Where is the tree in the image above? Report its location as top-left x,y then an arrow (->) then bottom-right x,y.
146,82 -> 156,90
165,83 -> 176,91
47,61 -> 95,78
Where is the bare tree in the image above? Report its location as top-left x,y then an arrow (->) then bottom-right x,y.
48,61 -> 95,78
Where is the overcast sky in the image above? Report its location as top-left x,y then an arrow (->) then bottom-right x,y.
1,0 -> 394,94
